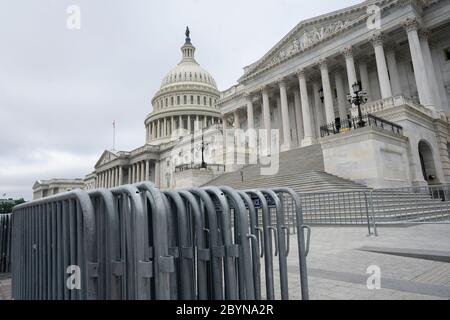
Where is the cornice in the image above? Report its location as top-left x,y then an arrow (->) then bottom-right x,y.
152,83 -> 220,104
145,107 -> 222,123
239,0 -> 397,83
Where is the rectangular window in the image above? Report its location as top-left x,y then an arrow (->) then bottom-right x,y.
445,47 -> 450,61
209,98 -> 212,106
197,96 -> 200,104
177,96 -> 180,105
191,95 -> 194,104
204,96 -> 207,105
184,95 -> 187,104
171,97 -> 174,106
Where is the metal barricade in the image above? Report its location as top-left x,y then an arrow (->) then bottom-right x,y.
0,214 -> 12,274
10,184 -> 310,300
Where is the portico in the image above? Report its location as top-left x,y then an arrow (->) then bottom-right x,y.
218,0 -> 450,188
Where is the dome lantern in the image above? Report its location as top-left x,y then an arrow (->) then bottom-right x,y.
181,26 -> 197,63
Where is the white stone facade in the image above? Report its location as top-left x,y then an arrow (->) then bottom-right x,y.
33,0 -> 450,196
218,0 -> 450,188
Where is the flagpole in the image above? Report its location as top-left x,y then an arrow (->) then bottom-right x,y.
113,121 -> 116,151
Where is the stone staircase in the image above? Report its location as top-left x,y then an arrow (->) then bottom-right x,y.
205,145 -> 450,224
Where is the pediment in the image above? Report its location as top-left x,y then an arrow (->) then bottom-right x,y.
240,0 -> 392,81
94,150 -> 118,168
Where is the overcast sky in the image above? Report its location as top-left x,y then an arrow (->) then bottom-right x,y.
0,0 -> 362,200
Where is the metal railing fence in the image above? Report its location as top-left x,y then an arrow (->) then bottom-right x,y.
297,186 -> 450,230
11,183 -> 310,300
0,214 -> 12,273
320,113 -> 403,138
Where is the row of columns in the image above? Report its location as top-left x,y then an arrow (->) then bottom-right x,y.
95,160 -> 161,188
227,17 -> 440,150
147,115 -> 221,142
96,166 -> 123,188
129,160 -> 151,184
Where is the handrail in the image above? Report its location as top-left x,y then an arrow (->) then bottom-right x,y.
320,113 -> 403,138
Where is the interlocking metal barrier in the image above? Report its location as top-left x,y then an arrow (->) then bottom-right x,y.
11,183 -> 310,300
0,214 -> 12,274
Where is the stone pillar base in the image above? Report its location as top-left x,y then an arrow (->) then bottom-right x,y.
301,137 -> 317,147
281,142 -> 293,152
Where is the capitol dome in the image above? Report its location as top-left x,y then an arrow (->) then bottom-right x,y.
145,27 -> 222,146
160,58 -> 218,90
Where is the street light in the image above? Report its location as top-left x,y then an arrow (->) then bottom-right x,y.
347,81 -> 368,128
195,128 -> 210,169
318,88 -> 324,103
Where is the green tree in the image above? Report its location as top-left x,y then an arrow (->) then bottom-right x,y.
0,198 -> 26,214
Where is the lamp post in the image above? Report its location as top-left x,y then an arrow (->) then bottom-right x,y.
347,81 -> 368,128
318,88 -> 324,103
195,128 -> 210,169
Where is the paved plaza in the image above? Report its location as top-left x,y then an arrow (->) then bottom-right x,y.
286,224 -> 450,300
1,224 -> 449,300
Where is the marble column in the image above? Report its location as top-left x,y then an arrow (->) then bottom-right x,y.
171,117 -> 175,137
276,96 -> 283,143
246,95 -> 255,130
179,115 -> 183,130
155,161 -> 161,188
278,79 -> 292,150
260,86 -> 272,153
157,119 -> 160,139
293,89 -> 304,145
318,59 -> 335,124
312,80 -> 325,131
385,46 -> 402,96
163,118 -> 167,137
119,166 -> 123,185
342,47 -> 358,99
370,32 -> 393,99
138,162 -> 142,182
358,58 -> 372,101
145,160 -> 150,181
187,115 -> 191,132
152,121 -> 156,140
297,69 -> 316,146
334,68 -> 348,121
246,94 -> 256,147
403,18 -> 434,109
420,29 -> 442,109
222,114 -> 229,158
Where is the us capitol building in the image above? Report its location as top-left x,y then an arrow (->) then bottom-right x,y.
33,0 -> 450,199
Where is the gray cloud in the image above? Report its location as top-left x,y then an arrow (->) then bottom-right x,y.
0,0 -> 361,199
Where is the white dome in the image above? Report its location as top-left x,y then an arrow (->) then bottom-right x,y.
159,34 -> 217,90
160,62 -> 217,89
